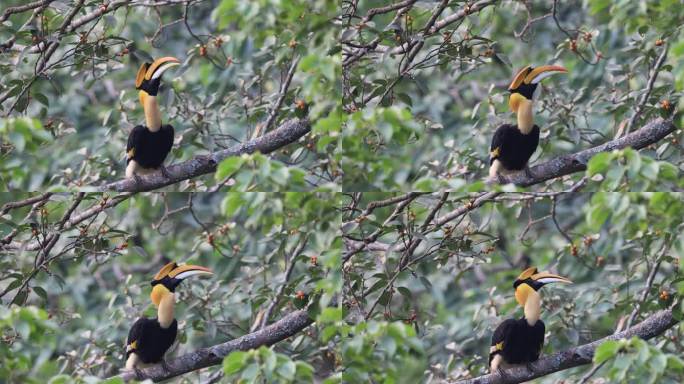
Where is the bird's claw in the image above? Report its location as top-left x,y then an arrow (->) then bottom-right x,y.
133,173 -> 143,186
523,165 -> 535,179
526,362 -> 535,373
497,173 -> 508,184
161,359 -> 172,372
134,367 -> 145,381
159,165 -> 172,179
497,367 -> 509,379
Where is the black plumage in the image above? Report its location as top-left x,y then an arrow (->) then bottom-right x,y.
489,317 -> 545,366
126,124 -> 175,169
489,124 -> 540,170
126,317 -> 178,364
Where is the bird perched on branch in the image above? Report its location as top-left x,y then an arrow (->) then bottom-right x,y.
124,261 -> 212,374
126,56 -> 180,181
488,65 -> 568,181
489,266 -> 572,373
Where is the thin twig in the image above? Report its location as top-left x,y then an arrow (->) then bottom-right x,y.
624,45 -> 668,134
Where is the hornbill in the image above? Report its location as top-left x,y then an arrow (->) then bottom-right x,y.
488,65 -> 568,181
124,261 -> 212,373
125,56 -> 180,180
489,266 -> 572,373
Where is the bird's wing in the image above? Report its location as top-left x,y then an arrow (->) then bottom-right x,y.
126,125 -> 147,163
159,124 -> 175,159
489,318 -> 516,364
489,124 -> 514,165
532,319 -> 546,359
126,317 -> 146,357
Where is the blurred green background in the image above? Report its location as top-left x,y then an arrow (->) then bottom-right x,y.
0,192 -> 341,383
0,0 -> 341,191
341,0 -> 684,191
342,191 -> 684,383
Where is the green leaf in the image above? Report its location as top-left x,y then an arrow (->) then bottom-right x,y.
33,286 -> 48,302
587,203 -> 610,230
223,351 -> 249,374
318,307 -> 342,323
34,93 -> 49,107
321,325 -> 338,342
100,378 -> 125,384
587,152 -> 612,175
47,375 -> 73,384
594,340 -> 621,364
667,355 -> 684,371
216,156 -> 244,180
277,360 -> 296,380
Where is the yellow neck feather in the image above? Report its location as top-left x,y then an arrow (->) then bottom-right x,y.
515,283 -> 541,326
157,292 -> 175,328
524,289 -> 541,326
517,98 -> 534,134
151,284 -> 175,328
140,91 -> 161,132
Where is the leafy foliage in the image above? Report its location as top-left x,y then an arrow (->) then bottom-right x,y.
342,192 -> 683,382
0,192 -> 341,382
222,346 -> 315,383
593,337 -> 684,383
341,0 -> 684,190
0,0 -> 340,191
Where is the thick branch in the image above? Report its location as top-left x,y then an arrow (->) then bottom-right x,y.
498,118 -> 676,187
100,118 -> 310,192
114,309 -> 313,382
450,308 -> 677,384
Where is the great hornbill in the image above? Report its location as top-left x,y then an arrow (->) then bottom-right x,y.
125,56 -> 181,180
489,266 -> 572,373
488,65 -> 568,181
124,261 -> 212,372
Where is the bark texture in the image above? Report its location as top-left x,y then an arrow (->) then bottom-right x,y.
450,309 -> 677,384
115,309 -> 313,382
498,118 -> 676,187
100,118 -> 310,192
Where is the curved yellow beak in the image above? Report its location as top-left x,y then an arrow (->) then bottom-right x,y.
168,264 -> 213,280
524,65 -> 568,85
531,271 -> 573,284
145,56 -> 181,81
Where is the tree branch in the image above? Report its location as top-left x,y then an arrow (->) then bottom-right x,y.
624,45 -> 668,133
449,308 -> 677,384
258,234 -> 309,330
497,118 -> 676,187
99,118 -> 310,192
262,57 -> 299,134
0,193 -> 52,215
0,194 -> 132,252
0,0 -> 54,22
113,309 -> 313,382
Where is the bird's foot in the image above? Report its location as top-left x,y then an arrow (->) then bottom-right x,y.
161,359 -> 172,372
526,361 -> 535,373
133,173 -> 143,186
523,165 -> 535,179
159,165 -> 172,180
497,367 -> 509,379
497,173 -> 508,184
134,367 -> 145,381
